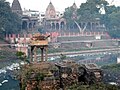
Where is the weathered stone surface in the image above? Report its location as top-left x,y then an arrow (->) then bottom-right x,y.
11,0 -> 22,15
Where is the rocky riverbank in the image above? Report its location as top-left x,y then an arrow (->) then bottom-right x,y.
0,42 -> 19,69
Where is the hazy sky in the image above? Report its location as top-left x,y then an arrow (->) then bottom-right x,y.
7,0 -> 120,12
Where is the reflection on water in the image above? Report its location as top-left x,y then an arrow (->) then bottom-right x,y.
0,63 -> 20,90
0,71 -> 20,90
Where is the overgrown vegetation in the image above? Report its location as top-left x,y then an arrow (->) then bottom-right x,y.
102,63 -> 120,85
67,64 -> 120,90
102,63 -> 120,72
64,0 -> 120,38
0,0 -> 21,35
67,83 -> 120,90
16,51 -> 25,59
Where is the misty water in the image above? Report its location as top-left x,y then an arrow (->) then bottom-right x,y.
0,63 -> 20,90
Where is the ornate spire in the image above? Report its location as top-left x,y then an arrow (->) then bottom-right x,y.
72,2 -> 77,10
45,1 -> 56,18
72,1 -> 77,20
11,0 -> 22,15
74,0 -> 75,4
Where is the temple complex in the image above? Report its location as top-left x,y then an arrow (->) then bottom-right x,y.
11,0 -> 22,16
43,2 -> 66,32
11,0 -> 106,33
11,0 -> 39,32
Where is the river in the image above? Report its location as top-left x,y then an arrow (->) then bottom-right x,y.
0,63 -> 20,90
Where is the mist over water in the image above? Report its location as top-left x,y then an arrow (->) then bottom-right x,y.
0,63 -> 20,90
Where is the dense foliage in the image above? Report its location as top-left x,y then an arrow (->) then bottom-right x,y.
0,0 -> 21,35
64,0 -> 120,38
102,64 -> 120,71
67,64 -> 120,90
64,5 -> 77,30
16,51 -> 27,61
102,64 -> 120,84
67,83 -> 120,90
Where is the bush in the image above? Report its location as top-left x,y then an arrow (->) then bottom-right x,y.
16,51 -> 25,59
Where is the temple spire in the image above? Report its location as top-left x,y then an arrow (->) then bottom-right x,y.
45,1 -> 56,18
50,0 -> 52,3
11,0 -> 22,15
74,0 -> 75,4
72,1 -> 77,9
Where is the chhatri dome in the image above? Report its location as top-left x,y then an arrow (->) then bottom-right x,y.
45,1 -> 56,19
11,0 -> 22,15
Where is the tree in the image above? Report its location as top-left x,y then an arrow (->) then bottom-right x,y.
101,5 -> 120,38
0,0 -> 21,35
64,6 -> 76,31
64,0 -> 120,38
107,15 -> 120,38
64,0 -> 109,32
77,0 -> 108,24
60,54 -> 66,61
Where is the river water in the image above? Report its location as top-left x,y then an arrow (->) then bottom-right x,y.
0,63 -> 20,90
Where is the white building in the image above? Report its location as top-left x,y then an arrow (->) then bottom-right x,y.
117,57 -> 120,63
23,9 -> 40,18
39,12 -> 45,25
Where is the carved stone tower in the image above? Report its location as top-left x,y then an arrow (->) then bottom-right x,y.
72,2 -> 77,10
11,0 -> 22,15
72,2 -> 77,20
45,2 -> 56,18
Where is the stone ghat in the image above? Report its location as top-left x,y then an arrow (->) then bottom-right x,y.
5,32 -> 108,41
5,32 -> 109,44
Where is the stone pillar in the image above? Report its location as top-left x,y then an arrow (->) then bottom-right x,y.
33,46 -> 37,63
58,23 -> 60,32
27,21 -> 29,30
32,22 -> 34,29
50,24 -> 52,30
45,47 -> 48,61
30,46 -> 34,62
50,22 -> 51,30
91,22 -> 92,31
55,22 -> 56,30
5,34 -> 8,40
41,48 -> 44,61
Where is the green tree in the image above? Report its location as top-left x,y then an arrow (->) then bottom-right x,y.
64,6 -> 76,30
77,0 -> 108,22
76,0 -> 108,32
0,0 -> 21,35
60,54 -> 66,61
64,0 -> 120,38
102,5 -> 120,38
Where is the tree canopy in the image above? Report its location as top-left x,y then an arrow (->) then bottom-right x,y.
64,6 -> 77,30
0,0 -> 21,35
63,0 -> 120,38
